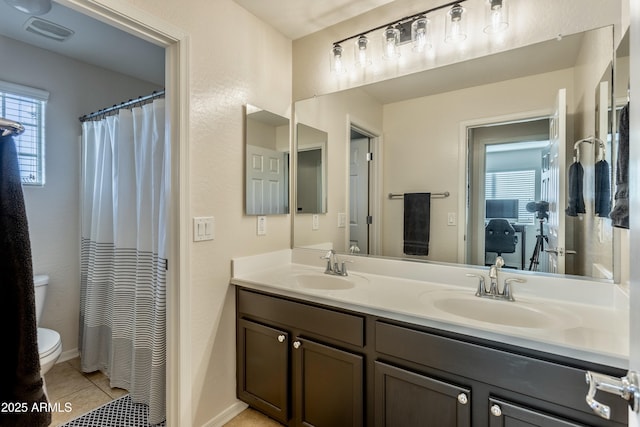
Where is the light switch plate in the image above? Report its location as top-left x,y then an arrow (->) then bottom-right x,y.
337,212 -> 346,228
194,216 -> 214,241
257,216 -> 267,236
312,214 -> 320,230
447,212 -> 457,226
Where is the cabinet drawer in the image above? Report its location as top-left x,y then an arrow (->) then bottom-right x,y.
238,288 -> 365,347
375,321 -> 627,424
488,397 -> 586,427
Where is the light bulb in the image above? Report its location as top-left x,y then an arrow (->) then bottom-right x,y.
411,16 -> 431,53
445,4 -> 467,43
382,26 -> 400,60
330,44 -> 346,74
354,35 -> 371,68
484,0 -> 509,34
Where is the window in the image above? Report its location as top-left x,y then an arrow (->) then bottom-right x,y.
0,81 -> 49,186
485,170 -> 536,223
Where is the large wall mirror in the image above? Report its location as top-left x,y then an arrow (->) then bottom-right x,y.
293,24 -> 622,282
245,104 -> 290,215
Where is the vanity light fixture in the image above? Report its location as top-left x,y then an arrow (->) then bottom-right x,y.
444,3 -> 467,43
484,0 -> 509,34
354,35 -> 372,67
329,0 -> 511,74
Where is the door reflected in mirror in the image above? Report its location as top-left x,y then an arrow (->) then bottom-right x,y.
296,123 -> 327,214
245,105 -> 290,215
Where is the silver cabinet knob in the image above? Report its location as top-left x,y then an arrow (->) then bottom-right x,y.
277,334 -> 285,343
293,341 -> 301,349
457,393 -> 468,405
490,404 -> 502,417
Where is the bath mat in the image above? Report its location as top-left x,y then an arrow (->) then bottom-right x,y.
61,395 -> 165,427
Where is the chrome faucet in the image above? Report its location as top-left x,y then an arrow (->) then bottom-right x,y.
320,249 -> 349,276
466,256 -> 525,301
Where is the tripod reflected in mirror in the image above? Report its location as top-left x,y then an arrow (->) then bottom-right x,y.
526,201 -> 549,271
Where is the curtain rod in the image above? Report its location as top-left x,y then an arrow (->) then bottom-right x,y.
79,90 -> 165,122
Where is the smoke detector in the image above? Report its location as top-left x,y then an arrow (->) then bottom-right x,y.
23,17 -> 74,42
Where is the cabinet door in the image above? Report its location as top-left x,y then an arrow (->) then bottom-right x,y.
488,398 -> 586,427
374,361 -> 471,427
293,337 -> 364,427
238,319 -> 290,424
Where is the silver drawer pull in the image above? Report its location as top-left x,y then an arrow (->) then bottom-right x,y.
457,393 -> 468,405
585,371 -> 640,419
277,334 -> 285,343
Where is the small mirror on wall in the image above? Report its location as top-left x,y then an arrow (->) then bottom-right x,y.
296,123 -> 327,214
245,104 -> 290,215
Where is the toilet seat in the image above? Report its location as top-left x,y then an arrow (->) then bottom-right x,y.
38,327 -> 61,358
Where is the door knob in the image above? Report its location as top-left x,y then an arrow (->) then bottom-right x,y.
457,393 -> 468,405
490,404 -> 502,417
277,334 -> 285,343
293,341 -> 301,349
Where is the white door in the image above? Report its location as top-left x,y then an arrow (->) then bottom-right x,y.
350,137 -> 369,254
246,144 -> 287,214
544,88 -> 567,274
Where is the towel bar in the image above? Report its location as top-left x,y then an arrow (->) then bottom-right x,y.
389,191 -> 450,199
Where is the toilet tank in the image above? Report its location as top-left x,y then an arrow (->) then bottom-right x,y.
33,274 -> 49,324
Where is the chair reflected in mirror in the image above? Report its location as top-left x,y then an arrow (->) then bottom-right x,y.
485,219 -> 518,266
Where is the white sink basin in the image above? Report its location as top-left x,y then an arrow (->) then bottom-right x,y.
421,291 -> 579,330
294,273 -> 358,290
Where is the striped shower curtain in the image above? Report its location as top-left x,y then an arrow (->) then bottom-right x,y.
79,99 -> 167,424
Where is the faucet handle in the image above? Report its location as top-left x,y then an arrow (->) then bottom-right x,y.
339,260 -> 353,276
320,249 -> 335,260
495,256 -> 505,269
466,273 -> 487,297
503,278 -> 525,301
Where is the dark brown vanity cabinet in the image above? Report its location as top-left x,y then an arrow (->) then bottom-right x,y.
236,286 -> 628,427
237,288 -> 365,426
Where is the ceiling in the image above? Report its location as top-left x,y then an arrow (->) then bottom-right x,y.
0,1 -> 165,85
233,0 -> 394,40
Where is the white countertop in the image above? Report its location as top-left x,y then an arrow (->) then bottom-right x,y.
231,249 -> 629,369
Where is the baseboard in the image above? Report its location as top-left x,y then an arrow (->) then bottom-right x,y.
201,401 -> 248,427
57,348 -> 80,363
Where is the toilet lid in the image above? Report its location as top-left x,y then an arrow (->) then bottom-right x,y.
37,328 -> 61,358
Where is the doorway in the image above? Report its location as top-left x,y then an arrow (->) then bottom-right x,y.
41,1 -> 187,425
466,118 -> 551,272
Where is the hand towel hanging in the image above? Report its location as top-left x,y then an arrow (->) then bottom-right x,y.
565,161 -> 586,217
610,102 -> 629,228
594,159 -> 611,217
403,193 -> 430,256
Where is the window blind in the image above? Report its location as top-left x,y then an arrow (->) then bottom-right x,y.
485,170 -> 536,223
0,81 -> 48,185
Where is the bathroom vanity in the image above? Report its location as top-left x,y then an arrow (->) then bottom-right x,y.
232,250 -> 629,427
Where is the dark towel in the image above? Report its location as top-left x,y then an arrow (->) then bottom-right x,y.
594,159 -> 611,217
403,193 -> 430,256
610,103 -> 629,228
0,134 -> 50,427
565,161 -> 585,217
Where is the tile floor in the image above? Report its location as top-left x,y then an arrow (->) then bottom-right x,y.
44,358 -> 128,426
45,358 -> 282,426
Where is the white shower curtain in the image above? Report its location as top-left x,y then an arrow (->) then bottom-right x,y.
79,99 -> 167,425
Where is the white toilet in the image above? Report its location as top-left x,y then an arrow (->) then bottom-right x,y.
34,275 -> 62,376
